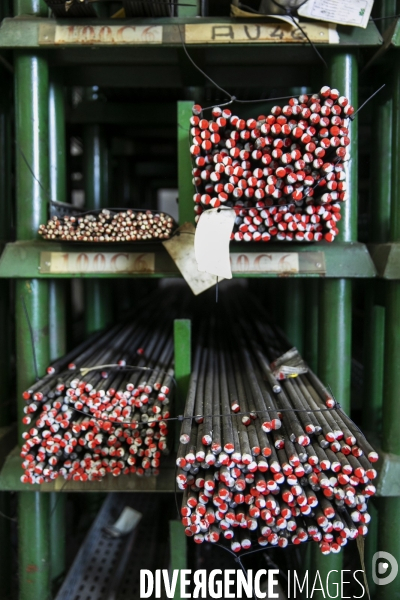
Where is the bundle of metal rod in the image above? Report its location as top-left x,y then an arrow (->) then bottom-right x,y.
190,86 -> 353,242
20,304 -> 176,484
44,0 -> 98,17
38,209 -> 176,242
123,0 -> 177,17
177,306 -> 378,555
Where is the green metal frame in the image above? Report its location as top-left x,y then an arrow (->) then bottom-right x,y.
169,520 -> 187,600
48,75 -> 67,586
14,3 -> 51,600
0,240 -> 376,278
7,4 -> 400,599
0,56 -> 13,600
83,90 -> 113,334
309,52 -> 357,598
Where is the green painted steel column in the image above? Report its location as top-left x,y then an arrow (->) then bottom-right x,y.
362,53 -> 393,596
48,76 -> 67,586
177,1 -> 198,16
283,280 -> 304,354
377,59 -> 400,600
14,2 -> 51,599
169,520 -> 187,600
178,102 -> 195,226
174,319 -> 191,416
0,70 -> 12,427
362,87 -> 392,422
14,0 -> 47,14
83,94 -> 112,334
0,66 -> 12,600
311,53 -> 357,597
174,319 -> 191,452
303,280 -> 319,373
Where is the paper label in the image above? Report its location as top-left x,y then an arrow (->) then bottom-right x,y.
40,251 -> 155,274
54,25 -> 163,45
231,252 -> 299,274
185,22 -> 338,44
298,0 -> 373,29
163,223 -> 222,295
195,208 -> 236,279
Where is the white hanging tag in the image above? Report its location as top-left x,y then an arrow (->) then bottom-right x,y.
194,208 -> 235,280
298,0 -> 374,29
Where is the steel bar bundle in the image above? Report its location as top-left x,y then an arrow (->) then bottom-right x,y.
44,0 -> 98,17
20,301 -> 176,484
177,301 -> 378,555
123,0 -> 177,17
190,86 -> 353,242
38,209 -> 175,242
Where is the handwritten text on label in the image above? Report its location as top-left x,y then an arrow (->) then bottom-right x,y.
40,252 -> 155,274
231,252 -> 299,274
185,23 -> 338,44
54,25 -> 163,45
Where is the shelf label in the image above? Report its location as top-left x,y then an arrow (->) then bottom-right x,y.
231,252 -> 299,274
52,25 -> 163,45
40,251 -> 155,274
185,22 -> 339,44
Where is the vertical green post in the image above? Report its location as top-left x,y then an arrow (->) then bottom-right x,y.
83,89 -> 112,334
177,1 -> 198,16
362,38 -> 393,593
178,102 -> 195,226
169,521 -> 187,600
0,70 -> 12,426
48,76 -> 67,586
174,319 -> 191,417
376,59 -> 400,600
303,280 -> 319,373
283,280 -> 304,354
0,61 -> 12,600
362,87 -> 392,427
311,53 -> 357,596
14,2 -> 51,599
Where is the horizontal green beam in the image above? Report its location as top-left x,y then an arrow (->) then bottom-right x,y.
0,446 -> 178,492
369,243 -> 400,278
0,17 -> 382,49
0,241 -> 376,278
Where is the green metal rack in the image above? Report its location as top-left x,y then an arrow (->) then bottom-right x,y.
1,0 -> 399,598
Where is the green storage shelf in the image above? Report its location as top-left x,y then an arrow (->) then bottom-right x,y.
0,240 -> 376,278
0,17 -> 382,51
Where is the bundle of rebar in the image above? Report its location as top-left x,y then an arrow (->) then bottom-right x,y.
44,0 -> 98,17
177,305 -> 378,555
190,86 -> 353,243
123,0 -> 177,17
20,304 -> 175,484
38,209 -> 175,242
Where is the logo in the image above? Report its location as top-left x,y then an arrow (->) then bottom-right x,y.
372,552 -> 398,586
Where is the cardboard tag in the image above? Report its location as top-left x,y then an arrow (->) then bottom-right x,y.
298,0 -> 373,29
163,223 -> 222,295
195,208 -> 236,279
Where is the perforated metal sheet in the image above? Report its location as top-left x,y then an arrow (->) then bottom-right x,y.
56,493 -> 168,600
